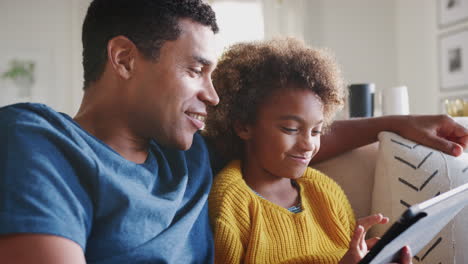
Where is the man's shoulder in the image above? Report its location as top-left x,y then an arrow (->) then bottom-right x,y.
185,132 -> 212,168
190,132 -> 208,150
0,103 -> 82,151
0,103 -> 67,129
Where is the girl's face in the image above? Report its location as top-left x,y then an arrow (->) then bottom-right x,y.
238,87 -> 324,180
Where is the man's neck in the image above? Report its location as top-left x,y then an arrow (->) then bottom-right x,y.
74,90 -> 150,164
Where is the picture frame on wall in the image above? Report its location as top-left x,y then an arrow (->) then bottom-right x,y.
438,0 -> 468,27
439,29 -> 468,91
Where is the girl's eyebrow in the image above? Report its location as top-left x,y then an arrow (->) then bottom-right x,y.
278,115 -> 303,122
313,120 -> 324,125
278,115 -> 324,125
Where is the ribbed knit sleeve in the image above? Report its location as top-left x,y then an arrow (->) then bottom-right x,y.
211,219 -> 244,263
209,161 -> 355,264
209,160 -> 252,264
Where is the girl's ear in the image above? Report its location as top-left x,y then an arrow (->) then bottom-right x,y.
234,120 -> 252,140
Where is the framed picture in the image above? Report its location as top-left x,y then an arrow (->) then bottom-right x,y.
439,29 -> 468,91
438,0 -> 468,27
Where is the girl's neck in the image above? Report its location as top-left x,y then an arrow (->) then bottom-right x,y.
242,159 -> 300,209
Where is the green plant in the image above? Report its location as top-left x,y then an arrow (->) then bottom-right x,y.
1,59 -> 35,83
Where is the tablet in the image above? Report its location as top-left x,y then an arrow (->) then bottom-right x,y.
359,181 -> 468,264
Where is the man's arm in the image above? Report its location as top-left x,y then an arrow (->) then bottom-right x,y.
0,105 -> 93,263
0,234 -> 86,264
313,115 -> 468,163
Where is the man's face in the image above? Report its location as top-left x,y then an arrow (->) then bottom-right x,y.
130,19 -> 219,150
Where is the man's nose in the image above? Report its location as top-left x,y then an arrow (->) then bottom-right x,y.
201,78 -> 219,106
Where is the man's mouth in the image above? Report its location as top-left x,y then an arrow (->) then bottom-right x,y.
186,112 -> 207,130
187,113 -> 206,122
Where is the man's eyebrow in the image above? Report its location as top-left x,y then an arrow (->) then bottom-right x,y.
193,55 -> 213,66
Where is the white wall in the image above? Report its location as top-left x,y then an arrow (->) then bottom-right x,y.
212,0 -> 264,56
262,0 -> 308,40
0,0 -> 88,115
395,0 -> 439,114
301,0 -> 398,115
318,0 -> 397,91
396,0 -> 468,114
2,0 -> 466,115
300,0 -> 468,115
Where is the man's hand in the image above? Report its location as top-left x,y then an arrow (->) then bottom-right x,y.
395,115 -> 468,157
315,114 -> 468,163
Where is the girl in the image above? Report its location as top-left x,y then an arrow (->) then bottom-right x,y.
204,38 -> 411,263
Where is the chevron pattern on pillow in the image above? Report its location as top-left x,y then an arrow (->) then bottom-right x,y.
371,131 -> 468,264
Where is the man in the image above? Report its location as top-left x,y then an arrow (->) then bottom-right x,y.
0,0 -> 466,263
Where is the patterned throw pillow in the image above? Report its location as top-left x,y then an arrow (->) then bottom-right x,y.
370,131 -> 468,264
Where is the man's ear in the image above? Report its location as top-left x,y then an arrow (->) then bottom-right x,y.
234,120 -> 252,140
107,36 -> 136,80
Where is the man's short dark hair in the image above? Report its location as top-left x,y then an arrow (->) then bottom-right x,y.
82,0 -> 219,88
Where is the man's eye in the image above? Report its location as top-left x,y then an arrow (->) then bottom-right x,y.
190,68 -> 202,75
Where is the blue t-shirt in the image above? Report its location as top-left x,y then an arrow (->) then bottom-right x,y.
0,103 -> 214,263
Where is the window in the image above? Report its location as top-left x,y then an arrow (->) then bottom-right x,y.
211,0 -> 264,56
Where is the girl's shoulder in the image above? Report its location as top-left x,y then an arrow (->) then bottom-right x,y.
211,160 -> 245,192
298,167 -> 348,201
300,167 -> 338,186
209,160 -> 253,212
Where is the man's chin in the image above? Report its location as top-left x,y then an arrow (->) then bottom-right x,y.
167,136 -> 194,151
154,130 -> 195,150
178,141 -> 193,151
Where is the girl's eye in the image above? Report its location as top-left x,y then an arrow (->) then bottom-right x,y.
312,130 -> 322,136
281,127 -> 298,133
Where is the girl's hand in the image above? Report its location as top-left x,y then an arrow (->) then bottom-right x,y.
339,224 -> 368,263
339,213 -> 413,264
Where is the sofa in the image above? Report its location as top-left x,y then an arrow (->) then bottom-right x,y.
314,117 -> 468,263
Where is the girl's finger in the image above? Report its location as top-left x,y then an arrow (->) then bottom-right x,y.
350,225 -> 365,249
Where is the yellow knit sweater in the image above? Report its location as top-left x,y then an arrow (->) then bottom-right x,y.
209,160 -> 356,264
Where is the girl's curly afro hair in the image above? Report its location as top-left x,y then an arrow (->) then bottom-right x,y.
204,38 -> 347,161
